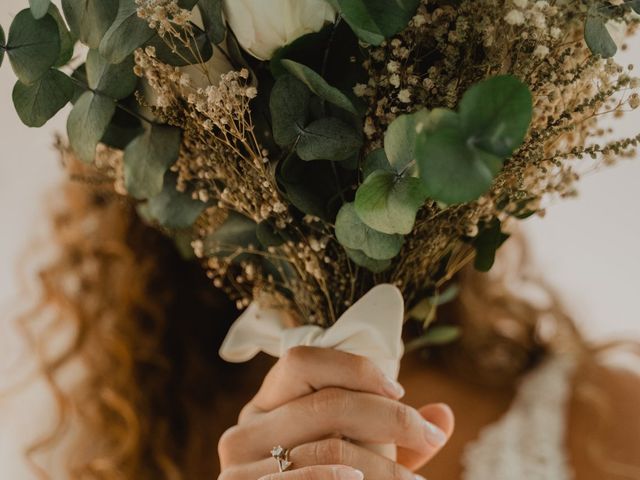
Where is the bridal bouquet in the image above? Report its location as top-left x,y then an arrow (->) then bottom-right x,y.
1,0 -> 639,338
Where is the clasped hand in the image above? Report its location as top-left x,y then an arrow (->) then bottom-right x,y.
219,347 -> 454,479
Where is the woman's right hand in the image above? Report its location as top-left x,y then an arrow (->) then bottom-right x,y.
218,346 -> 455,479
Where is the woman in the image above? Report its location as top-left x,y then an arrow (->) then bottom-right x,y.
16,155 -> 640,480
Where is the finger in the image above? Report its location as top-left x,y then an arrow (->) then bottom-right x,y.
223,439 -> 421,480
398,403 -> 455,471
258,465 -> 364,480
220,388 -> 446,465
241,347 -> 405,421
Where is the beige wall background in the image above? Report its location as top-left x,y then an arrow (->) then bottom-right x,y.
1,1 -> 639,478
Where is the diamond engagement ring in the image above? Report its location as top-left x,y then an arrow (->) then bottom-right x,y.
270,445 -> 292,472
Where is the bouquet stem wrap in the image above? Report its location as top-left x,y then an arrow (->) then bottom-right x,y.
219,284 -> 405,460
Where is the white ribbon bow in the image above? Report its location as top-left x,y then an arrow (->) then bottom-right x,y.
219,284 -> 406,460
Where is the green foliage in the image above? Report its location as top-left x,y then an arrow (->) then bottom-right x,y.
271,73 -> 362,163
86,49 -> 137,100
405,325 -> 462,352
48,5 -> 75,67
459,76 -> 533,158
61,0 -> 118,50
384,111 -> 423,172
67,91 -> 116,163
6,10 -> 60,84
12,69 -> 74,127
354,169 -> 427,235
415,76 -> 532,204
271,75 -> 311,146
281,59 -> 358,115
29,0 -> 51,20
256,221 -> 286,248
353,115 -> 429,235
584,6 -> 617,58
343,247 -> 391,273
417,124 -> 503,204
124,124 -> 182,199
270,28 -> 331,78
99,0 -> 155,64
199,0 -> 226,45
329,0 -> 421,45
473,219 -> 510,272
0,26 -> 5,69
335,203 -> 403,260
142,173 -> 206,229
362,148 -> 394,178
297,117 -> 362,161
277,153 -> 346,220
204,212 -> 259,256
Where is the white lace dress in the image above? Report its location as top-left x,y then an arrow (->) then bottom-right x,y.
462,356 -> 577,480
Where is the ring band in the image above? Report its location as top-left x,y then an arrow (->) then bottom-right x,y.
270,445 -> 292,472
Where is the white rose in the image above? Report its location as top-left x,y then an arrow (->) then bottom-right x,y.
223,0 -> 337,60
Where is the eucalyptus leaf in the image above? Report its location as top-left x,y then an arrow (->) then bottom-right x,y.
416,126 -> 502,205
204,212 -> 259,256
124,125 -> 182,199
270,74 -> 311,146
335,202 -> 403,260
0,26 -> 5,68
6,10 -> 60,84
144,173 -> 206,229
281,59 -> 358,116
86,49 -> 137,99
67,91 -> 116,163
61,0 -> 118,49
101,103 -> 143,149
29,0 -> 51,20
354,169 -> 426,235
49,4 -> 75,67
473,219 -> 510,272
632,0 -> 640,14
199,0 -> 226,44
99,0 -> 155,64
344,247 -> 392,273
256,221 -> 286,248
362,148 -> 393,178
297,117 -> 362,161
277,153 -> 345,220
13,69 -> 74,127
459,75 -> 532,158
384,110 -> 430,173
584,12 -> 617,58
405,326 -> 461,351
333,0 -> 420,45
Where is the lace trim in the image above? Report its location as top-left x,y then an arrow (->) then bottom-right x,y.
462,356 -> 577,480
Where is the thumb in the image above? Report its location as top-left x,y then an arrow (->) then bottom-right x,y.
397,403 -> 455,471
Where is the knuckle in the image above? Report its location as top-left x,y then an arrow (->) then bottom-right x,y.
312,438 -> 350,465
351,354 -> 375,379
393,403 -> 414,432
310,387 -> 350,418
281,345 -> 311,368
389,461 -> 410,480
217,425 -> 242,460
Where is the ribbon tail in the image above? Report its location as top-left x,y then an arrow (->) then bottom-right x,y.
219,302 -> 286,362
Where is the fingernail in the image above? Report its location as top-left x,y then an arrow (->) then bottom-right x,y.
382,375 -> 405,398
423,420 -> 447,447
414,475 -> 427,480
333,467 -> 364,480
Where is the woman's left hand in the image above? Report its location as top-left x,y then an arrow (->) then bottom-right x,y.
218,347 -> 454,479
